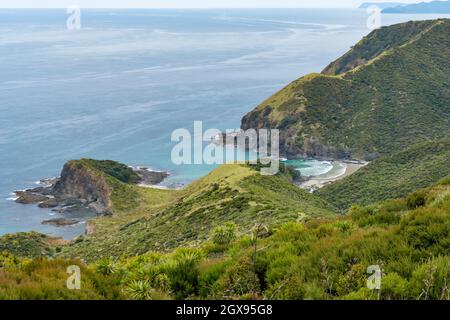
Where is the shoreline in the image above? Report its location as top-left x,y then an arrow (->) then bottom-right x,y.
297,160 -> 367,191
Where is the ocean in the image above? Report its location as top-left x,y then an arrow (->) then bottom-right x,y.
1,9 -> 449,239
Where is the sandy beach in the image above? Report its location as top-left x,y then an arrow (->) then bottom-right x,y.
298,161 -> 367,191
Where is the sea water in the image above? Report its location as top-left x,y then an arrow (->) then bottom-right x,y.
1,9 -> 449,238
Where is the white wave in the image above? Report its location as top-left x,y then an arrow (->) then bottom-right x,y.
214,16 -> 346,31
6,191 -> 18,201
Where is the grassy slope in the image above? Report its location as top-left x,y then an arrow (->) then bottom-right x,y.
0,255 -> 124,299
0,232 -> 56,258
61,165 -> 336,261
2,178 -> 449,300
241,19 -> 450,159
81,159 -> 141,184
318,138 -> 450,211
322,20 -> 436,75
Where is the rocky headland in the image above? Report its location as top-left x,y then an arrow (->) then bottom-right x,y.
14,159 -> 170,225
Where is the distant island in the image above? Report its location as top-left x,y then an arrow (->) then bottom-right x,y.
383,0 -> 450,13
359,2 -> 408,9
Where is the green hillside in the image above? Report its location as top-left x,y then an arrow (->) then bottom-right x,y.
0,232 -> 56,259
2,178 -> 449,300
318,138 -> 450,211
60,164 -> 336,261
241,19 -> 450,160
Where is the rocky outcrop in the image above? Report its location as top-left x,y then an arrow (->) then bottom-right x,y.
15,191 -> 50,204
15,159 -> 170,218
38,198 -> 59,208
52,161 -> 113,215
42,218 -> 79,227
240,113 -> 352,160
134,167 -> 169,185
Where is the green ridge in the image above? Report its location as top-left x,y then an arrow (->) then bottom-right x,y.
241,19 -> 450,159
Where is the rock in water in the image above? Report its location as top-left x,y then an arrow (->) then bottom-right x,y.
15,191 -> 50,204
38,198 -> 59,208
42,218 -> 79,227
134,167 -> 169,185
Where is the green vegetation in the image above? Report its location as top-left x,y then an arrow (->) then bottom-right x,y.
105,174 -> 174,215
0,232 -> 55,259
0,254 -> 124,299
60,164 -> 335,261
322,20 -> 436,75
1,179 -> 448,300
211,222 -> 238,246
318,138 -> 450,211
79,159 -> 141,184
241,19 -> 450,159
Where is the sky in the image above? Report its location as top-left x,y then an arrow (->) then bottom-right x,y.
0,0 -> 423,9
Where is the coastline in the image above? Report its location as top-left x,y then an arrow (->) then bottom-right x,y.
298,160 -> 367,191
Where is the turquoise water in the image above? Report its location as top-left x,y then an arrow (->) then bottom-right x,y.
283,159 -> 333,177
1,9 -> 449,239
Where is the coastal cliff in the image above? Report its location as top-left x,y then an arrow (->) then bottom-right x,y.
52,160 -> 113,214
241,19 -> 450,160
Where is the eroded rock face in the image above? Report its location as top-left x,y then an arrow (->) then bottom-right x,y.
15,161 -> 113,215
240,112 -> 352,160
52,161 -> 112,215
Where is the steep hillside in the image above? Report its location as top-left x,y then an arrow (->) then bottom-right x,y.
322,20 -> 436,75
2,178 -> 449,300
61,164 -> 336,261
241,19 -> 450,160
318,138 -> 450,211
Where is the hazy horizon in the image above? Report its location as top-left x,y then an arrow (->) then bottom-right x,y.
0,0 -> 426,9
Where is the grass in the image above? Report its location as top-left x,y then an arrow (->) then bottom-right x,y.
0,232 -> 55,259
81,159 -> 141,184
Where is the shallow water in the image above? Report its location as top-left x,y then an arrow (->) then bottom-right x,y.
1,9 -> 449,238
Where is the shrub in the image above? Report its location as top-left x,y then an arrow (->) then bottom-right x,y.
211,222 -> 237,246
406,191 -> 427,210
